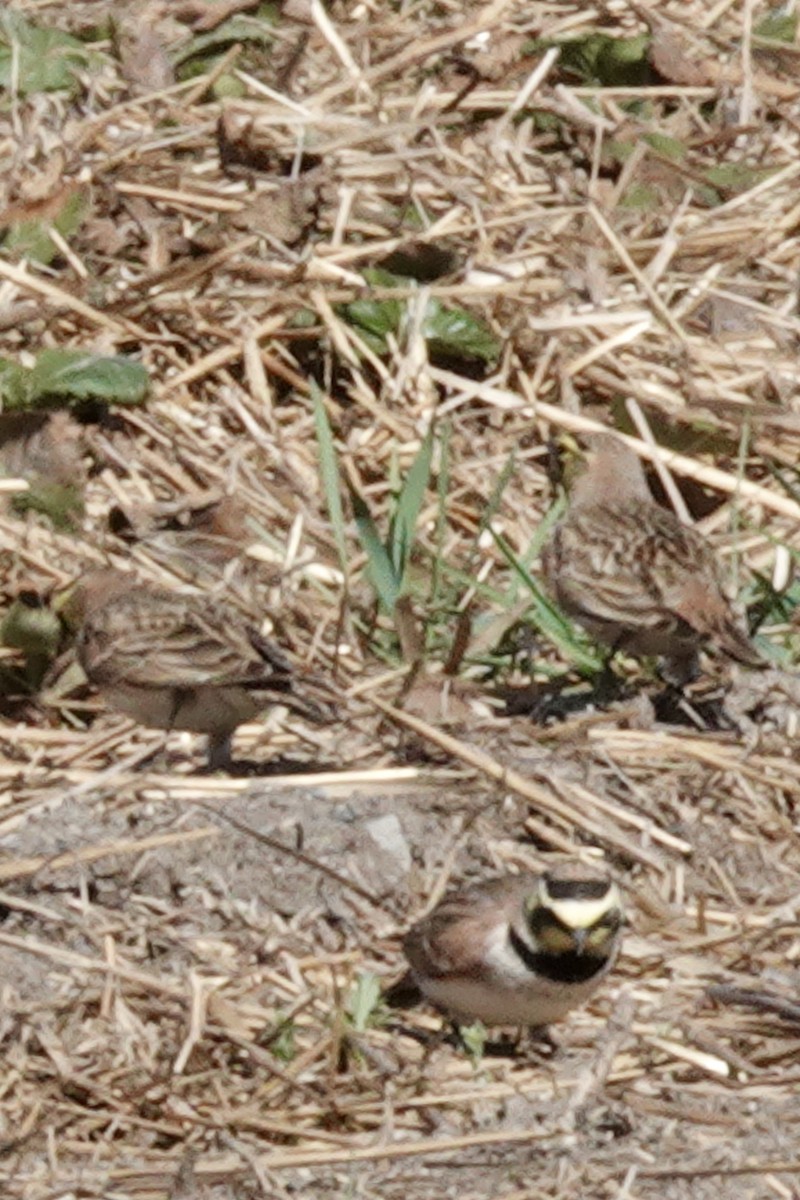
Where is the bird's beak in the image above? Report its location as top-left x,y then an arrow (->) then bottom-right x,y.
572,927 -> 588,956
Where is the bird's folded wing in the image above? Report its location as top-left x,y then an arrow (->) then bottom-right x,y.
404,880 -> 524,980
85,607 -> 288,690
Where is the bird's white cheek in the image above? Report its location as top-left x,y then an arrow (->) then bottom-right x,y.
483,926 -> 533,982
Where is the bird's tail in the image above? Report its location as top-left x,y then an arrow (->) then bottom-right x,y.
712,617 -> 767,670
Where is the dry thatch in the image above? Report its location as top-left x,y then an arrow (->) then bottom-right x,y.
1,1 -> 800,1197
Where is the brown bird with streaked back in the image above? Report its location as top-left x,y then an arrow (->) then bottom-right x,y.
541,432 -> 764,684
389,862 -> 623,1029
69,570 -> 335,769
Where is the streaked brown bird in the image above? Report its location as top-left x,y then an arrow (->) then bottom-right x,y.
67,569 -> 335,769
541,432 -> 764,684
387,862 -> 623,1029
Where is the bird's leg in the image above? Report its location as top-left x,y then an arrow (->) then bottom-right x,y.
207,733 -> 233,772
515,1024 -> 560,1063
411,1020 -> 454,1072
661,649 -> 700,689
593,643 -> 624,705
654,651 -> 715,729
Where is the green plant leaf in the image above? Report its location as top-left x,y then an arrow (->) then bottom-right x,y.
342,296 -> 403,348
350,487 -> 401,612
0,351 -> 149,410
3,221 -> 59,265
311,382 -> 349,580
431,419 -> 452,606
3,187 -> 89,266
423,298 -> 499,364
605,138 -> 637,165
492,529 -> 605,674
341,269 -> 499,364
559,32 -> 651,86
704,163 -> 774,193
389,429 -> 433,579
0,360 -> 28,409
347,972 -> 384,1033
619,183 -> 661,212
270,1018 -> 296,1063
27,350 -> 150,406
173,9 -> 276,75
643,132 -> 686,161
0,597 -> 62,689
12,481 -> 84,531
459,1021 -> 487,1065
212,72 -> 247,99
0,13 -> 101,95
755,11 -> 797,42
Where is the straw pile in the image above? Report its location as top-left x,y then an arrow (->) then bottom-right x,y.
1,1 -> 800,1197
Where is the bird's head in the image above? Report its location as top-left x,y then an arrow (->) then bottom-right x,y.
525,864 -> 623,959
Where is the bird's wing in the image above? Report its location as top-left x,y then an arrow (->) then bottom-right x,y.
552,502 -> 747,642
81,595 -> 293,691
645,510 -> 763,664
548,505 -> 677,631
403,877 -> 531,981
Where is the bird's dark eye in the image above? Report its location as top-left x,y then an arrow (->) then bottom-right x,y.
597,909 -> 622,932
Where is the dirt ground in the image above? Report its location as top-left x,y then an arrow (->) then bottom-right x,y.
2,0 -> 800,1198
3,754 -> 800,1199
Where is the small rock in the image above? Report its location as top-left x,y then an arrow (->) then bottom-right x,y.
364,813 -> 412,875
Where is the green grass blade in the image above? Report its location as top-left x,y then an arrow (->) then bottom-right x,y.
347,972 -> 385,1032
311,382 -> 349,580
389,427 -> 434,581
350,486 -> 402,612
502,494 -> 566,608
460,447 -> 518,581
431,419 -> 451,607
479,447 -> 517,541
491,530 -> 604,674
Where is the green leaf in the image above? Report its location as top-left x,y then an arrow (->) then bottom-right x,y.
643,132 -> 686,161
602,32 -> 650,66
311,382 -> 349,581
0,13 -> 101,95
347,972 -> 384,1033
3,187 -> 89,266
389,430 -> 433,579
704,163 -> 774,193
3,221 -> 59,265
755,11 -> 797,42
0,359 -> 29,409
341,269 -> 499,365
0,351 -> 148,411
423,298 -> 499,364
28,350 -> 150,405
431,419 -> 452,606
342,296 -> 403,348
459,1021 -> 487,1065
270,1019 -> 296,1063
619,183 -> 661,212
605,138 -> 637,164
174,8 -> 277,77
479,450 -> 517,543
0,597 -> 62,689
12,481 -> 84,531
559,33 -> 651,86
350,487 -> 401,613
212,72 -> 247,99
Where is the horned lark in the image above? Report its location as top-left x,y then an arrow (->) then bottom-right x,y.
542,431 -> 764,684
68,569 -> 334,769
393,863 -> 623,1028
